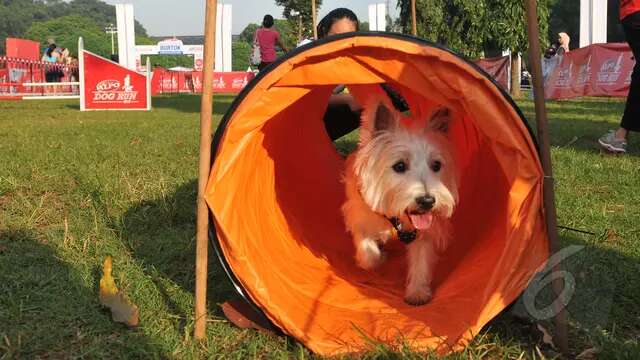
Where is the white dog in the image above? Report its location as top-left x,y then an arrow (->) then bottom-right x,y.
342,98 -> 459,305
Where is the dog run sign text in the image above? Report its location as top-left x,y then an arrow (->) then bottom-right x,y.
81,49 -> 151,111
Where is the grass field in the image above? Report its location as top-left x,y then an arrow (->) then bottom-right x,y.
1,94 -> 639,359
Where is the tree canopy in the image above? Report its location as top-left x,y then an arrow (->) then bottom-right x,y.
397,0 -> 550,58
24,15 -> 112,57
275,0 -> 323,39
547,0 -> 625,50
0,0 -> 149,54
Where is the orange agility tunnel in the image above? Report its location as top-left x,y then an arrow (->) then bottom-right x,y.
205,33 -> 549,356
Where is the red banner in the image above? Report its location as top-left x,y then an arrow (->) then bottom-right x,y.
475,55 -> 510,92
82,51 -> 149,110
545,43 -> 634,100
0,68 -> 8,94
0,57 -> 77,96
151,69 -> 254,95
6,38 -> 40,61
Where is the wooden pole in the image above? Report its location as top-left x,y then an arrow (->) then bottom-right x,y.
194,0 -> 217,340
311,0 -> 317,40
411,0 -> 417,36
523,0 -> 569,355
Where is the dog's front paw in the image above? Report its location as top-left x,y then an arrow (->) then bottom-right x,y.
355,237 -> 386,270
404,286 -> 432,306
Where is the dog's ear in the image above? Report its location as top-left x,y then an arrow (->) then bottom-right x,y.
427,107 -> 451,133
373,102 -> 396,132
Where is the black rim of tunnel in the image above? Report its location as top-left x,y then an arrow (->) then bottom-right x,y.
207,31 -> 541,333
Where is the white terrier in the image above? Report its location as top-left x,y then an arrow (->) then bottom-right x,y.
342,99 -> 459,305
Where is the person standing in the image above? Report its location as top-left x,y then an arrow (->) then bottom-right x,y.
598,1 -> 640,153
255,15 -> 288,71
316,8 -> 409,141
42,44 -> 62,94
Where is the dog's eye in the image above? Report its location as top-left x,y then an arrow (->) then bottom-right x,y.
431,160 -> 442,172
392,161 -> 407,173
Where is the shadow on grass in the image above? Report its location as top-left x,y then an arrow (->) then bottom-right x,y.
64,94 -> 236,115
518,98 -> 639,156
0,229 -> 160,358
118,179 -> 238,321
497,231 -> 640,358
152,94 -> 236,115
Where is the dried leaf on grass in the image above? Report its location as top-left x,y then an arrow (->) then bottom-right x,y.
536,324 -> 556,349
99,256 -> 139,327
605,229 -> 619,243
575,347 -> 600,359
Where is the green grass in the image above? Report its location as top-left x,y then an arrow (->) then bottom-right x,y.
1,94 -> 639,359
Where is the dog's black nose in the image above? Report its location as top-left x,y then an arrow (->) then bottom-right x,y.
416,195 -> 435,210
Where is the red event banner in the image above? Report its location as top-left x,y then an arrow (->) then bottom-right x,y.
6,38 -> 40,61
151,69 -> 255,95
545,43 -> 634,100
475,55 -> 510,92
81,51 -> 150,110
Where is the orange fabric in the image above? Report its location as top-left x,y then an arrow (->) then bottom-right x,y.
205,35 -> 549,356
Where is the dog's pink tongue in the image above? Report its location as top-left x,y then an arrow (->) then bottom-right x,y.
409,213 -> 433,230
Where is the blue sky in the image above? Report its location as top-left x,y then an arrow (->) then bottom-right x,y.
103,0 -> 399,36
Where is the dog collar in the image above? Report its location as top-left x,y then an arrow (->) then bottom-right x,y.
387,216 -> 417,244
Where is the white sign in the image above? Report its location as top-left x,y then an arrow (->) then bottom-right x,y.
157,39 -> 185,55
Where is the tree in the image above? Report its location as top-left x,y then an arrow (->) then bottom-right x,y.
397,0 -> 489,58
233,41 -> 251,71
239,23 -> 260,44
24,15 -> 112,57
275,19 -> 296,49
547,0 -> 624,49
275,0 -> 323,39
0,0 -> 49,53
485,0 -> 550,97
66,0 -> 148,37
0,0 -> 149,54
547,0 -> 579,50
397,0 -> 550,96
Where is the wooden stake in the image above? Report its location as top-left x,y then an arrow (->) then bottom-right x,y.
194,0 -> 218,340
312,0 -> 318,40
523,0 -> 569,355
411,0 -> 417,36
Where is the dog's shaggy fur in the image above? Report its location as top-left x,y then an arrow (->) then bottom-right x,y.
342,99 -> 459,305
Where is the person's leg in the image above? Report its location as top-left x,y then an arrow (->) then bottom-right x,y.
600,12 -> 640,152
620,12 -> 640,134
322,84 -> 409,141
323,103 -> 361,141
45,71 -> 54,94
